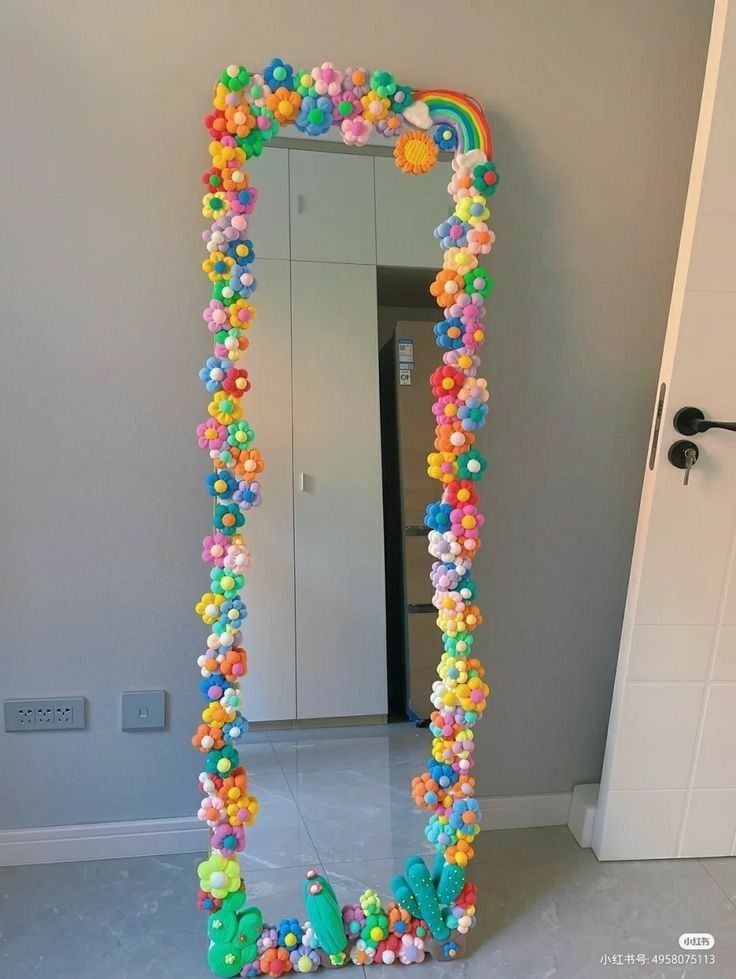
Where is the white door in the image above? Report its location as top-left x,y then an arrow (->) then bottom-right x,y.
594,0 -> 736,860
241,259 -> 296,722
291,261 -> 387,719
288,150 -> 376,265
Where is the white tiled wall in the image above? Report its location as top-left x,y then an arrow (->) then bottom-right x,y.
594,0 -> 736,860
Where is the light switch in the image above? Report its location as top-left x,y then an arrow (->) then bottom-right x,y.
122,690 -> 166,731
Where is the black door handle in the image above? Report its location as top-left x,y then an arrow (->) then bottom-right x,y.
674,406 -> 736,436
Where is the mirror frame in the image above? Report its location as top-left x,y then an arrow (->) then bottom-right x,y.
195,60 -> 496,977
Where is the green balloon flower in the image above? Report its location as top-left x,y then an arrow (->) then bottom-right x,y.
228,420 -> 255,450
370,70 -> 397,100
220,65 -> 250,92
463,267 -> 494,298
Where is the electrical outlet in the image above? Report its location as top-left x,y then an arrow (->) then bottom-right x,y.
55,706 -> 73,726
3,698 -> 86,732
36,707 -> 55,727
15,707 -> 35,729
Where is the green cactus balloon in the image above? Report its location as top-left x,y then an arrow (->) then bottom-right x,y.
433,852 -> 466,906
233,906 -> 263,962
302,870 -> 347,957
221,890 -> 247,913
206,901 -> 262,978
207,942 -> 245,978
391,854 -> 466,941
207,909 -> 238,945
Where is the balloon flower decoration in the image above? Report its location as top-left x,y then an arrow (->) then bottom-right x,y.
196,60 -> 496,976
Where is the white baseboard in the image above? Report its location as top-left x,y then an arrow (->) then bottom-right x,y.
0,794 -> 572,867
0,817 -> 206,867
478,792 -> 572,830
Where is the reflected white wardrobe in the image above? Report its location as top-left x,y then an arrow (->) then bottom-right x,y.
243,146 -> 448,722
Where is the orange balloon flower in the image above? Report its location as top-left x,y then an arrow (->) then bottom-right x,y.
218,767 -> 248,805
220,647 -> 248,682
266,86 -> 302,125
430,268 -> 466,308
224,101 -> 256,138
234,448 -> 264,481
411,772 -> 442,810
434,422 -> 475,455
445,838 -> 474,867
191,723 -> 224,753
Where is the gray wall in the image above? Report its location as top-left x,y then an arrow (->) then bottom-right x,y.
0,0 -> 713,828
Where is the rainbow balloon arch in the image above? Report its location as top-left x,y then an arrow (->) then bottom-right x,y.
195,61 -> 496,977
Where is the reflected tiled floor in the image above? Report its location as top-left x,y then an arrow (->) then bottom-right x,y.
2,723 -> 736,978
241,722 -> 431,868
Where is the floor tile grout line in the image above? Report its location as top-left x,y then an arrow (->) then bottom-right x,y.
270,733 -> 325,868
698,858 -> 736,910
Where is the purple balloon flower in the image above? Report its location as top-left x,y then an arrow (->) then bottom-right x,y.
211,822 -> 245,857
233,479 -> 262,510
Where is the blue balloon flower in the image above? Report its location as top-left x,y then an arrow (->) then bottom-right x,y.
277,918 -> 303,950
434,317 -> 465,350
443,940 -> 460,959
457,401 -> 488,432
226,239 -> 255,264
434,216 -> 470,250
428,759 -> 458,789
263,57 -> 294,90
295,96 -> 333,136
199,673 -> 231,701
448,798 -> 481,834
223,714 -> 248,743
425,501 -> 453,533
433,125 -> 458,152
219,597 -> 247,630
227,268 -> 257,300
199,356 -> 231,393
205,469 -> 238,499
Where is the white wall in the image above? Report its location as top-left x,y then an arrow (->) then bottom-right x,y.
0,0 -> 714,828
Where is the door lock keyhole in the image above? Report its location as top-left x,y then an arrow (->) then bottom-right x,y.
668,440 -> 699,485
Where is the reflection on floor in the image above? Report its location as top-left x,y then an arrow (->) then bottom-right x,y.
2,723 -> 736,978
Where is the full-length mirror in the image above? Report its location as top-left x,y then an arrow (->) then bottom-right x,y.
195,62 -> 494,977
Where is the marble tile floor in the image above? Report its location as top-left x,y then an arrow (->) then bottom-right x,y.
1,723 -> 736,978
2,829 -> 736,979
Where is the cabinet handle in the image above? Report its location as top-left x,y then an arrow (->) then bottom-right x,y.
299,472 -> 306,492
297,194 -> 305,215
404,525 -> 426,537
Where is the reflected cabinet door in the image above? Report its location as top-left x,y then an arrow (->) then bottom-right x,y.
291,261 -> 387,719
289,150 -> 376,265
374,156 -> 453,268
242,259 -> 296,721
245,148 -> 290,260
